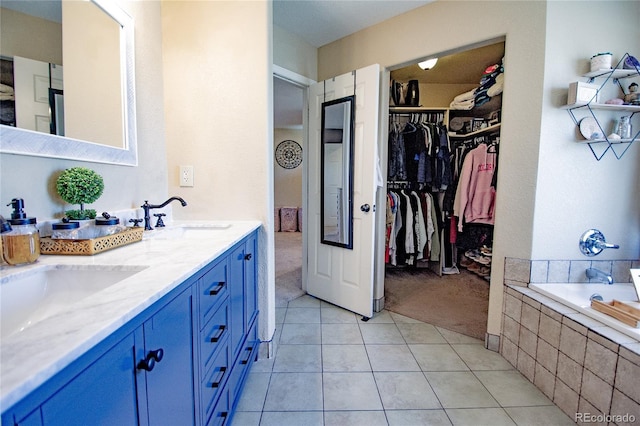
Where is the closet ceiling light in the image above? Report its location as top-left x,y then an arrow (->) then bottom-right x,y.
418,58 -> 438,70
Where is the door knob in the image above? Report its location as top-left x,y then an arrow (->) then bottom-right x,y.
360,204 -> 370,212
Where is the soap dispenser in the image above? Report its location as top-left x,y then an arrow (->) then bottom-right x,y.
3,198 -> 40,265
0,215 -> 12,266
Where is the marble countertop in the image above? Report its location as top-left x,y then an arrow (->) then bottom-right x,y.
0,220 -> 261,413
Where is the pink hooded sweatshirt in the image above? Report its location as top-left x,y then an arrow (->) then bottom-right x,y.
453,143 -> 497,232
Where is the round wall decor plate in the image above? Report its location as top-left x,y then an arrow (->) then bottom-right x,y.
275,140 -> 302,169
579,117 -> 599,139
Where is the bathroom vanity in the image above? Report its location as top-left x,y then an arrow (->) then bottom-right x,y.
0,221 -> 260,426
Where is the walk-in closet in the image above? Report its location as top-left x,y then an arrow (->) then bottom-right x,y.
383,40 -> 505,340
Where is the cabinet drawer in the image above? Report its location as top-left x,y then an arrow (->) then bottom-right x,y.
200,300 -> 229,374
206,388 -> 229,426
198,259 -> 229,330
201,342 -> 230,421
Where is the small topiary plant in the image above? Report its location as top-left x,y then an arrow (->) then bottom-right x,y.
56,167 -> 104,220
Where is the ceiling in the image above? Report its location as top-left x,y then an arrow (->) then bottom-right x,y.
273,0 -> 435,48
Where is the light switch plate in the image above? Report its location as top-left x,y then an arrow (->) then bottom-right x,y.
180,165 -> 194,187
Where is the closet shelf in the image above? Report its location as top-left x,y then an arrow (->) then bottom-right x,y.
389,106 -> 449,113
448,123 -> 501,138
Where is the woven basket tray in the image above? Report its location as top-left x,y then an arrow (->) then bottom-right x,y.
40,227 -> 144,256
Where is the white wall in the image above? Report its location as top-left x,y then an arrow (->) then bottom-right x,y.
160,1 -> 275,348
274,128 -> 303,209
273,25 -> 317,82
535,1 -> 640,260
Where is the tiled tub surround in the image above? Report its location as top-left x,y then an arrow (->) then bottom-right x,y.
0,220 -> 261,412
501,258 -> 640,424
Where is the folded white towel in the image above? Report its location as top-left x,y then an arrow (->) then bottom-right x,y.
449,98 -> 475,110
452,88 -> 476,103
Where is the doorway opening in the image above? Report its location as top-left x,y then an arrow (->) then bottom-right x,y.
273,73 -> 307,307
382,39 -> 506,340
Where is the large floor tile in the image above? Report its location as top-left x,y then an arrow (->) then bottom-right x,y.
273,344 -> 321,372
425,371 -> 499,409
259,411 -> 323,426
366,344 -> 420,372
263,372 -> 323,411
236,372 -> 271,412
322,345 -> 371,372
287,295 -> 321,308
323,372 -> 383,411
397,323 -> 448,344
284,307 -> 321,323
320,306 -> 358,323
374,371 -> 441,410
445,407 -> 516,426
231,411 -> 261,426
275,307 -> 286,324
359,323 -> 405,344
321,323 -> 364,344
386,409 -> 452,426
409,344 -> 469,372
474,370 -> 554,407
504,406 -> 575,425
323,410 -> 388,426
279,323 -> 321,344
452,344 -> 514,371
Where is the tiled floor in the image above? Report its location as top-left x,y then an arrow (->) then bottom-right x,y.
233,295 -> 575,425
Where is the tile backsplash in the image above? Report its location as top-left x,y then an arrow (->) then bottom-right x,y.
504,258 -> 639,286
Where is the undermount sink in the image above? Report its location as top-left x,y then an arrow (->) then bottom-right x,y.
143,223 -> 231,240
0,265 -> 147,338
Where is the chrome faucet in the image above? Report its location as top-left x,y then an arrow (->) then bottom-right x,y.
586,268 -> 613,285
141,197 -> 187,230
579,229 -> 619,257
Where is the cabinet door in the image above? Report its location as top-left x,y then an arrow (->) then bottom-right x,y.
244,232 -> 258,327
40,333 -> 142,426
142,288 -> 196,426
229,242 -> 247,360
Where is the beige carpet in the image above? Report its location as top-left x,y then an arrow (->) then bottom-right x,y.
384,267 -> 489,340
275,232 -> 305,306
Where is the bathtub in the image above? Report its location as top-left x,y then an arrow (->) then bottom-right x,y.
529,282 -> 640,340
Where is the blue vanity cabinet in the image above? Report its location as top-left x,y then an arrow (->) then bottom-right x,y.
4,287 -> 195,426
2,228 -> 260,426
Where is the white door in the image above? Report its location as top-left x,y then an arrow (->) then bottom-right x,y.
307,64 -> 380,318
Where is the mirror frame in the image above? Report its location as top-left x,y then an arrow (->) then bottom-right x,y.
320,95 -> 355,249
0,0 -> 137,166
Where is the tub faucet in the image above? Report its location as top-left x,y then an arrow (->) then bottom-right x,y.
586,268 -> 613,285
141,197 -> 187,230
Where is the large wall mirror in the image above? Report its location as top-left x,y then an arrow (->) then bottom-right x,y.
321,95 -> 355,249
0,0 -> 138,166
